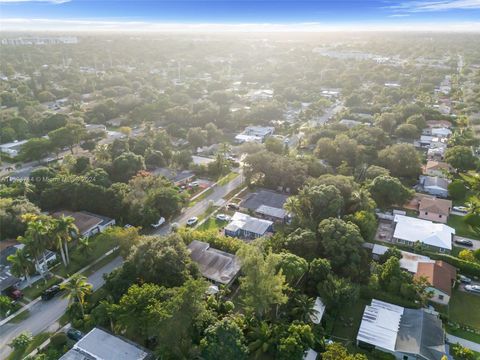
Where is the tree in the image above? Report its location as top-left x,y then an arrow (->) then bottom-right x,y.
375,113 -> 397,134
0,295 -> 14,317
445,146 -> 477,172
395,123 -> 419,140
61,274 -> 92,318
282,228 -> 318,261
237,244 -> 288,319
20,214 -> 52,276
318,274 -> 359,312
276,252 -> 308,286
322,342 -> 368,360
365,165 -> 390,180
19,137 -> 51,162
200,317 -> 249,360
369,175 -> 413,209
248,321 -> 275,359
48,123 -> 86,154
111,152 -> 145,182
9,331 -> 32,351
51,215 -> 78,266
451,343 -> 476,360
289,294 -> 316,322
345,210 -> 377,241
288,184 -> 344,230
458,249 -> 476,262
378,144 -> 422,179
448,180 -> 467,201
7,247 -> 34,286
318,218 -> 366,279
277,322 -> 315,360
307,258 -> 332,293
187,127 -> 207,149
265,137 -> 285,155
0,197 -> 40,240
406,114 -> 426,130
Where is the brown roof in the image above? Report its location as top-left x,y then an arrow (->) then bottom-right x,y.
419,197 -> 452,216
424,161 -> 451,172
426,120 -> 452,128
415,261 -> 456,296
51,210 -> 102,235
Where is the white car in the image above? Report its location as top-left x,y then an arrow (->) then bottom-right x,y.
151,217 -> 166,228
465,285 -> 480,294
189,181 -> 199,187
460,275 -> 472,284
216,214 -> 231,222
453,206 -> 468,213
186,217 -> 198,226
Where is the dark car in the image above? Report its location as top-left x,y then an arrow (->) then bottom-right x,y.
7,287 -> 23,301
454,239 -> 474,247
41,285 -> 61,301
227,203 -> 240,210
67,328 -> 84,341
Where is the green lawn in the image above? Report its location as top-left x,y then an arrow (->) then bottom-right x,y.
328,298 -> 370,341
217,172 -> 239,186
197,217 -> 227,231
22,276 -> 62,300
7,332 -> 51,360
446,324 -> 480,344
188,188 -> 214,207
9,310 -> 30,324
449,289 -> 480,330
448,214 -> 480,240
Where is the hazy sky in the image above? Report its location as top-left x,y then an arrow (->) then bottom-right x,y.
1,0 -> 480,31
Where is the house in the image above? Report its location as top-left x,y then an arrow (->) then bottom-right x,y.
187,240 -> 241,285
339,119 -> 368,128
192,155 -> 215,166
418,176 -> 450,198
224,212 -> 273,240
357,299 -> 447,360
426,120 -> 452,129
427,147 -> 446,161
52,210 -> 115,238
393,215 -> 454,253
371,244 -> 435,273
0,140 -> 28,158
152,168 -> 195,186
59,327 -> 152,360
310,297 -> 326,324
431,127 -> 452,138
418,196 -> 452,223
240,189 -> 289,223
415,261 -> 456,305
423,161 -> 452,177
235,126 -> 274,143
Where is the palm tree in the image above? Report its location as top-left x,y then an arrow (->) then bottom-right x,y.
94,144 -> 111,162
290,294 -> 316,323
7,248 -> 34,286
61,274 -> 92,318
248,321 -> 274,359
78,237 -> 93,258
52,216 -> 78,266
24,217 -> 52,275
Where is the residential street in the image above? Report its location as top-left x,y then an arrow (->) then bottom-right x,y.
0,256 -> 123,359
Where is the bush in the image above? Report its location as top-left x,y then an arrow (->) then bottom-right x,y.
426,252 -> 480,278
50,333 -> 68,348
9,331 -> 32,350
360,286 -> 420,309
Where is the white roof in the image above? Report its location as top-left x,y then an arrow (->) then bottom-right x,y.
255,204 -> 287,219
225,212 -> 273,235
235,134 -> 262,142
393,215 -> 454,250
304,349 -> 318,360
357,299 -> 404,351
371,244 -> 434,273
310,297 -> 326,324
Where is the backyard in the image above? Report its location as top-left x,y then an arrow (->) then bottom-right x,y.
449,289 -> 480,330
448,214 -> 480,240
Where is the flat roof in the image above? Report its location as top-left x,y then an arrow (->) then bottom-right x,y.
60,328 -> 150,360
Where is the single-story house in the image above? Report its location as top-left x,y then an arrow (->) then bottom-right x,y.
0,140 -> 28,158
339,119 -> 367,128
59,327 -> 152,360
393,215 -> 455,253
418,196 -> 452,223
427,147 -> 446,161
423,161 -> 452,177
418,176 -> 450,198
192,155 -> 215,166
415,261 -> 456,305
240,189 -> 289,223
224,212 -> 273,240
0,266 -> 20,296
187,240 -> 241,286
235,126 -> 274,143
357,299 -> 447,360
426,120 -> 452,129
431,127 -> 452,138
52,210 -> 115,238
371,244 -> 435,273
152,168 -> 195,186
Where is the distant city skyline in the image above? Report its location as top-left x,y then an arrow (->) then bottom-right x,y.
1,0 -> 480,32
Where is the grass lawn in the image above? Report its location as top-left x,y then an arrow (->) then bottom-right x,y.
188,188 -> 214,207
22,276 -> 62,300
55,234 -> 118,278
329,298 -> 370,341
7,332 -> 51,360
9,310 -> 30,324
446,324 -> 480,344
197,217 -> 227,231
217,172 -> 239,186
449,289 -> 480,330
448,214 -> 480,240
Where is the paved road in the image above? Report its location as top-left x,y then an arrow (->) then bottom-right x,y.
0,256 -> 123,358
454,236 -> 480,251
307,101 -> 344,127
152,170 -> 244,236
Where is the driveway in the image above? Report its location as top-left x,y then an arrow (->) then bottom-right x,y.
453,236 -> 480,251
0,256 -> 123,359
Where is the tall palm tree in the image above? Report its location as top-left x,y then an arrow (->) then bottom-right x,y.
61,274 -> 92,318
248,321 -> 274,359
94,144 -> 111,163
7,248 -> 34,286
290,294 -> 316,323
78,237 -> 93,258
52,216 -> 78,266
25,217 -> 52,275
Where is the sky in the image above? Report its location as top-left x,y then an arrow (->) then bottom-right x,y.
1,0 -> 480,32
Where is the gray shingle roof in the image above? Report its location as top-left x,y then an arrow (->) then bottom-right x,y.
241,189 -> 288,211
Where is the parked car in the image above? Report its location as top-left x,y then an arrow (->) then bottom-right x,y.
465,285 -> 480,294
151,217 -> 166,228
41,285 -> 61,301
216,214 -> 231,222
454,238 -> 474,247
453,206 -> 468,213
227,203 -> 240,210
459,275 -> 472,284
6,287 -> 23,301
186,217 -> 198,226
189,181 -> 199,187
67,328 -> 84,341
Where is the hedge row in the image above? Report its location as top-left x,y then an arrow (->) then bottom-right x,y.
426,252 -> 480,278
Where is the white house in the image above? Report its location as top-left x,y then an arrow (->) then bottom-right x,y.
0,140 -> 28,157
393,215 -> 454,253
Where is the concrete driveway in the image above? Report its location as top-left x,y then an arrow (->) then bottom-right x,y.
453,236 -> 480,251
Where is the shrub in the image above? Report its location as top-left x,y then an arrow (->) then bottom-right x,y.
50,333 -> 68,348
9,331 -> 32,350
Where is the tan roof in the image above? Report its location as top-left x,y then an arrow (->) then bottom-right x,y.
415,261 -> 456,296
51,210 -> 102,235
425,161 -> 451,172
426,120 -> 452,128
418,197 -> 452,216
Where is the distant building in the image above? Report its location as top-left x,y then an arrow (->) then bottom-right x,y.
423,161 -> 452,177
235,126 -> 274,144
187,240 -> 241,285
224,212 -> 273,240
339,119 -> 368,128
240,188 -> 289,223
152,168 -> 195,186
52,211 -> 115,238
59,327 -> 152,360
192,155 -> 215,166
1,37 -> 78,46
418,196 -> 452,223
357,299 -> 447,360
418,176 -> 450,198
0,140 -> 28,158
393,215 -> 454,253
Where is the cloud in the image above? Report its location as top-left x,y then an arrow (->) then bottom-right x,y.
388,14 -> 411,17
0,0 -> 70,3
1,18 -> 480,32
388,0 -> 480,12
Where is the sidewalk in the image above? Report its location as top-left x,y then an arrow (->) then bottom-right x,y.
0,246 -> 119,327
447,333 -> 480,352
